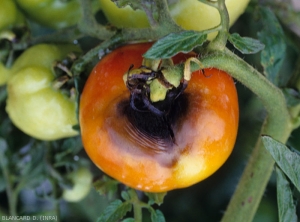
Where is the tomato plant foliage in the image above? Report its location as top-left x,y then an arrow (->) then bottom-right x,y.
143,31 -> 207,59
258,7 -> 287,86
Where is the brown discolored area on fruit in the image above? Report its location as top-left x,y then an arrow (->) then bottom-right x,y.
117,93 -> 189,151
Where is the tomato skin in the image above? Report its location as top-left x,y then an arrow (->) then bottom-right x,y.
6,44 -> 81,141
99,0 -> 250,39
80,43 -> 239,192
0,0 -> 17,31
63,167 -> 93,202
99,0 -> 149,28
170,0 -> 250,39
0,0 -> 25,31
15,0 -> 100,29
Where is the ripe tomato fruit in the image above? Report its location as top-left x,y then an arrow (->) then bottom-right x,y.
80,43 -> 239,192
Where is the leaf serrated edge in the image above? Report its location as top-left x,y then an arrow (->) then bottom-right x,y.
143,31 -> 207,59
276,167 -> 298,222
97,199 -> 132,222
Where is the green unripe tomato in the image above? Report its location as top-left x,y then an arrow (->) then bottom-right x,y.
15,0 -> 100,29
62,167 -> 93,202
99,0 -> 250,39
0,0 -> 22,31
170,0 -> 250,39
6,44 -> 80,140
99,0 -> 149,28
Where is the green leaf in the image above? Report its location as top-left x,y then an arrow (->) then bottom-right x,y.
121,191 -> 130,201
145,192 -> 167,206
97,199 -> 132,222
17,142 -> 46,189
258,7 -> 286,86
228,33 -> 265,54
276,167 -> 298,222
143,31 -> 207,59
93,176 -> 119,199
262,136 -> 300,191
282,88 -> 300,107
54,137 -> 83,168
150,209 -> 166,222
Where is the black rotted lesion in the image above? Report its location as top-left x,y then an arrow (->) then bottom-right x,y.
118,92 -> 189,147
120,64 -> 190,149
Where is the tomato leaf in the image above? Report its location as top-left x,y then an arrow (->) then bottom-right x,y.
97,199 -> 132,222
0,137 -> 47,191
54,137 -> 83,168
145,192 -> 167,206
150,209 -> 166,222
258,6 -> 286,86
14,141 -> 47,190
228,33 -> 265,54
262,136 -> 300,191
121,191 -> 131,201
93,176 -> 119,200
143,31 -> 207,59
282,88 -> 300,107
276,167 -> 298,222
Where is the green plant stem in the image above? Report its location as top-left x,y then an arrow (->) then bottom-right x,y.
52,185 -> 61,222
6,181 -> 18,219
133,203 -> 143,222
128,189 -> 143,222
208,0 -> 229,51
78,0 -> 115,39
72,34 -> 125,75
155,0 -> 180,29
0,151 -> 17,219
72,21 -> 181,75
31,27 -> 84,45
46,143 -> 61,222
194,49 -> 292,222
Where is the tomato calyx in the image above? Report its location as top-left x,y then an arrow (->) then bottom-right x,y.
120,58 -> 200,148
125,67 -> 186,116
52,52 -> 78,100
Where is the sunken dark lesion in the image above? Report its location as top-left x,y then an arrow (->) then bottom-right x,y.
117,92 -> 189,151
118,61 -> 193,153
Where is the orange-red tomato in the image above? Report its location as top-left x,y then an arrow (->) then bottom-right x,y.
80,43 -> 239,192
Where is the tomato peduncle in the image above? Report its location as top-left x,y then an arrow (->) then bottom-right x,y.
123,57 -> 204,111
123,58 -> 189,115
